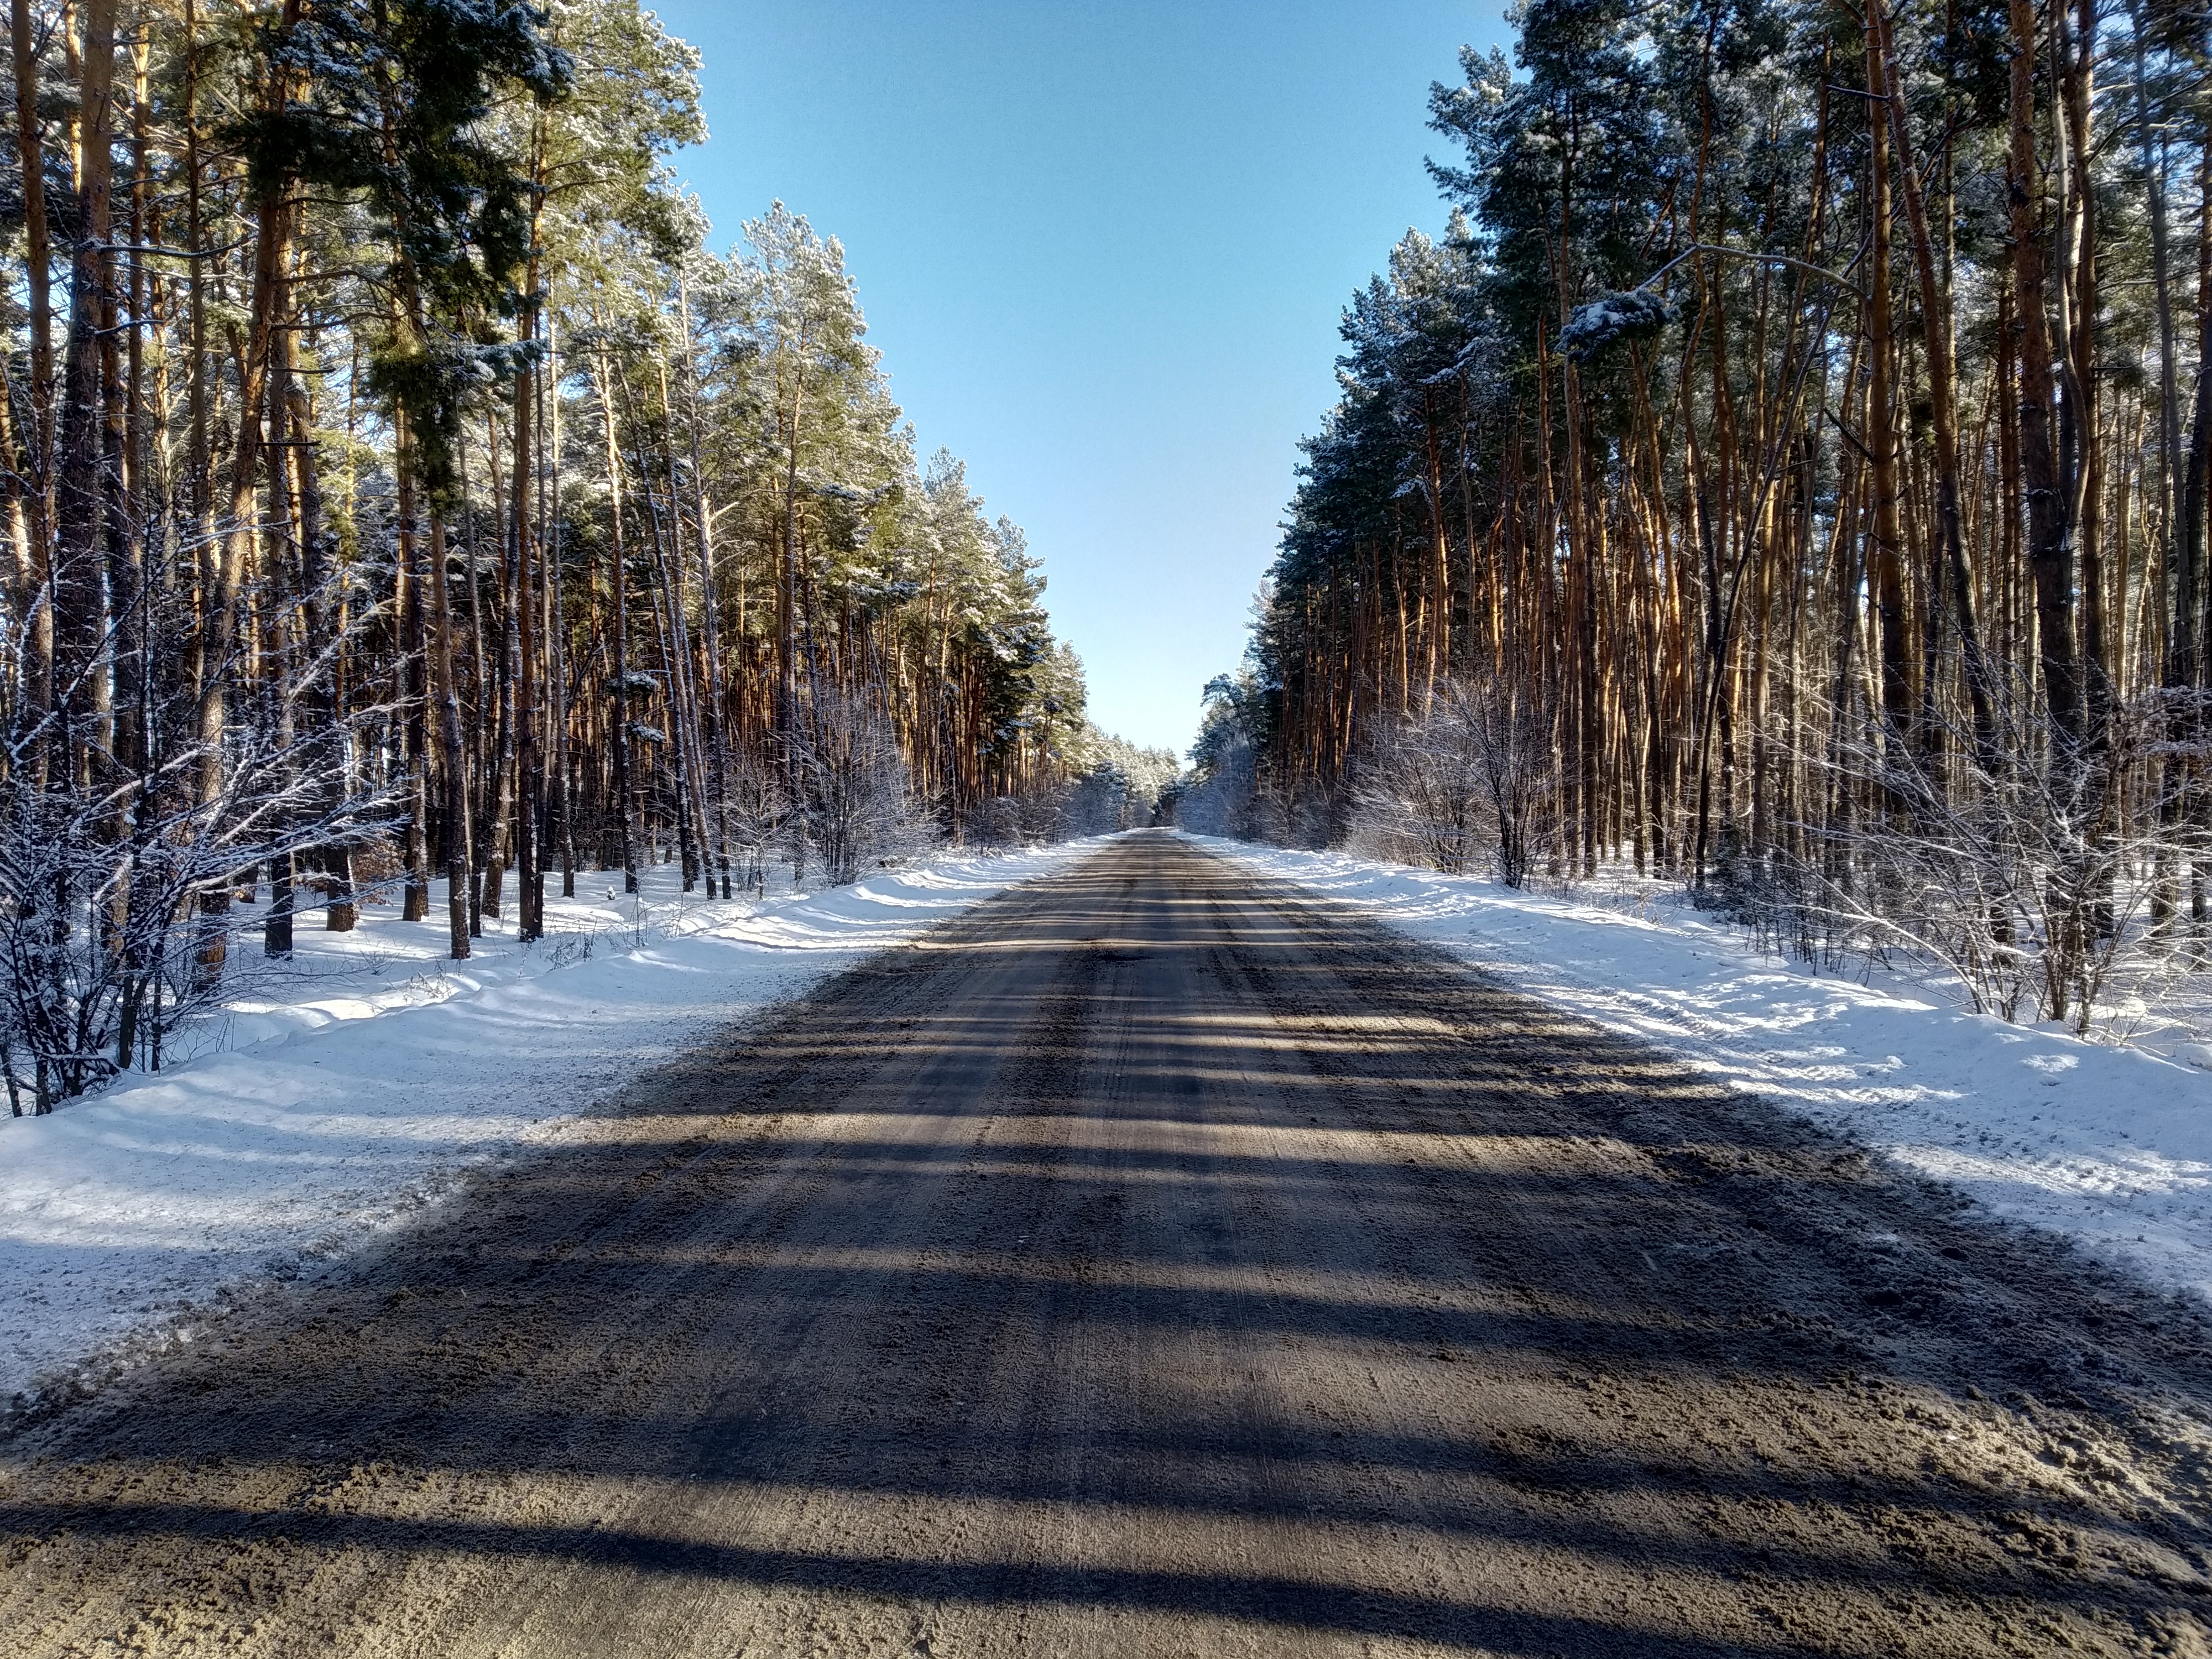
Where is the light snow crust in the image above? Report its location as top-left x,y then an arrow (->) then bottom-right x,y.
0,841 -> 1096,1408
1189,834 -> 2212,1308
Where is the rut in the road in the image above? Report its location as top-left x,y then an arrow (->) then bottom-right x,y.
1,832 -> 2208,1658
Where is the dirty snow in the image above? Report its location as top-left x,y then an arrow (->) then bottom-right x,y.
0,841 -> 1095,1408
1191,834 -> 2212,1307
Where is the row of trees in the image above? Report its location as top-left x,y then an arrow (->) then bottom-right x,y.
1197,0 -> 2212,1033
0,0 -> 1130,1111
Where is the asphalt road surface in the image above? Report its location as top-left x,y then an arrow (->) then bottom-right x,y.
3,831 -> 2209,1657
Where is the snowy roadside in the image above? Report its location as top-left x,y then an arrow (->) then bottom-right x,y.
0,839 -> 1100,1411
1188,833 -> 2212,1307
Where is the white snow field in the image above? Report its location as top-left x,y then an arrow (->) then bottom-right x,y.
1191,834 -> 2212,1308
0,840 -> 1097,1410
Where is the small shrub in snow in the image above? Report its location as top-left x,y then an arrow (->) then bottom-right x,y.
1349,670 -> 1554,885
786,688 -> 941,886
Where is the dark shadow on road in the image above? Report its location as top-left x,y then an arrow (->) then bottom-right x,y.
2,832 -> 2206,1657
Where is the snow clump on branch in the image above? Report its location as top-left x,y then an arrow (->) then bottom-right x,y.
1557,289 -> 1671,362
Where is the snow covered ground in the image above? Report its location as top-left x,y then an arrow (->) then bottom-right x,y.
0,841 -> 1095,1411
14,828 -> 2209,1419
1191,834 -> 2212,1308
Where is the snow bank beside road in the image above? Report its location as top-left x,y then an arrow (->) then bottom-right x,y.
1192,834 -> 2212,1306
0,841 -> 1094,1409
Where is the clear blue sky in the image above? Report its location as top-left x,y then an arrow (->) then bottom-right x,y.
645,1 -> 1513,757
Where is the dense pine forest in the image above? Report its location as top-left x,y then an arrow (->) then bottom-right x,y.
1188,0 -> 2212,1035
0,0 -> 1173,1112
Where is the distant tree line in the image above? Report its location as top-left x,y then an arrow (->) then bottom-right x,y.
1191,0 -> 2212,1032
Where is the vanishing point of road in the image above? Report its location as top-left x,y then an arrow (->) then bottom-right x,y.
2,832 -> 2208,1656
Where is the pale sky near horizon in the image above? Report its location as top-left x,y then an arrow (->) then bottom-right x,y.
644,1 -> 1514,757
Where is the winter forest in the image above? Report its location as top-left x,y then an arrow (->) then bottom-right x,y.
10,4 -> 2212,1643
1181,0 -> 2212,1043
11,0 -> 2212,1097
0,0 -> 1178,1113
